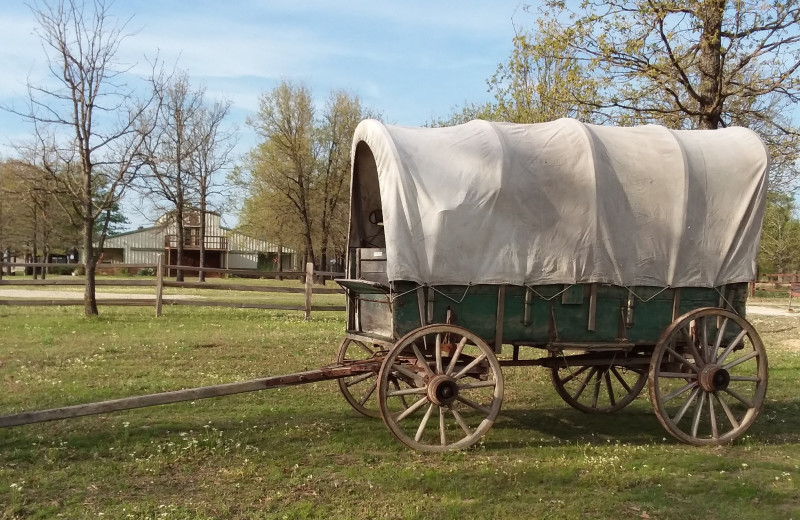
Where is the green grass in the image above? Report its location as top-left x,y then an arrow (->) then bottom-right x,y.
1,306 -> 799,519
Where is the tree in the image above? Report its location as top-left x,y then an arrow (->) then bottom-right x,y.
534,0 -> 800,129
434,20 -> 600,126
442,1 -> 800,191
759,193 -> 800,274
139,73 -> 203,282
0,161 -> 26,263
190,98 -> 235,282
239,82 -> 374,270
0,160 -> 82,278
5,0 -> 156,315
245,81 -> 317,265
315,90 -> 373,270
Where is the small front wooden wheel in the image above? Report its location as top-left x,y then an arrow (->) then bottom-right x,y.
336,337 -> 385,418
649,308 -> 768,445
377,324 -> 504,452
550,359 -> 647,413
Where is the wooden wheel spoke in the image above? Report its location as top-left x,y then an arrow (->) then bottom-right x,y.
358,380 -> 378,406
666,346 -> 700,373
672,386 -> 700,424
709,395 -> 719,440
456,395 -> 491,417
700,317 -> 712,364
414,403 -> 435,442
723,387 -> 754,409
435,334 -> 443,374
387,387 -> 427,397
458,380 -> 497,391
610,366 -> 632,393
716,329 -> 748,365
439,406 -> 447,446
680,328 -> 704,367
445,337 -> 468,376
411,344 -> 435,377
604,371 -> 616,407
572,367 -> 598,401
560,365 -> 591,386
453,354 -> 488,380
395,396 -> 429,422
715,392 -> 740,430
722,350 -> 759,371
390,377 -> 410,409
658,372 -> 698,379
728,375 -> 760,382
662,381 -> 697,403
391,363 -> 425,384
356,341 -> 376,356
345,372 -> 374,387
691,391 -> 707,438
713,317 -> 730,351
451,407 -> 472,436
591,369 -> 602,408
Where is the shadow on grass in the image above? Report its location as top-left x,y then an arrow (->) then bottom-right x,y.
2,398 -> 799,458
489,399 -> 800,449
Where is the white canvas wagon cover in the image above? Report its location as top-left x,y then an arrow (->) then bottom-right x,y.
349,118 -> 769,288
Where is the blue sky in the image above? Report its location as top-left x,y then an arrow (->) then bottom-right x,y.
0,1 -> 530,228
0,1 -> 529,154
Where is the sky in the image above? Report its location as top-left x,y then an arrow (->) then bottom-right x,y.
0,1 -> 531,229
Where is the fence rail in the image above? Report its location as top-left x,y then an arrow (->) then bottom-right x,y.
0,258 -> 345,318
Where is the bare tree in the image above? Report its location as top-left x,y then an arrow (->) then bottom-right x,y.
190,99 -> 236,282
138,73 -> 203,282
5,0 -> 157,315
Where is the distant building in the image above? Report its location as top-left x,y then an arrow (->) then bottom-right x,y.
100,211 -> 296,273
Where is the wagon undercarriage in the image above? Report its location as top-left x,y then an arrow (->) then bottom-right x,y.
331,304 -> 767,451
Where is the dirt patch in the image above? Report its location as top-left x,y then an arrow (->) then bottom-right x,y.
747,305 -> 800,318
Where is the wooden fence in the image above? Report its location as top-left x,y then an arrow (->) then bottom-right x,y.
0,257 -> 345,318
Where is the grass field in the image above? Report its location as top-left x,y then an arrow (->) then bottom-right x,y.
1,297 -> 799,519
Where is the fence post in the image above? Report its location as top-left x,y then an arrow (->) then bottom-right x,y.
155,254 -> 164,317
304,262 -> 314,320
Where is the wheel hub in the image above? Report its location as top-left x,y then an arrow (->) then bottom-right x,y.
698,364 -> 730,392
427,375 -> 459,406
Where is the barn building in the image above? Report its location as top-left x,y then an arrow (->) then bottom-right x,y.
100,211 -> 295,273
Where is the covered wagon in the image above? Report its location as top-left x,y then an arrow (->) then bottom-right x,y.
335,118 -> 769,452
0,118 -> 770,454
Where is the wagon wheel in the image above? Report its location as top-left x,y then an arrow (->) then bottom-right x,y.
550,357 -> 647,413
648,307 -> 768,446
336,337 -> 386,418
377,324 -> 504,452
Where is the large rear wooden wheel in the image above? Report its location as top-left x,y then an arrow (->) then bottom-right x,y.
377,325 -> 504,452
649,308 -> 768,445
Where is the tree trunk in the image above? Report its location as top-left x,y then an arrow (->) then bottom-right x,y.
175,206 -> 185,282
697,0 -> 725,129
41,245 -> 49,280
83,217 -> 98,316
31,204 -> 38,280
198,199 -> 206,283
